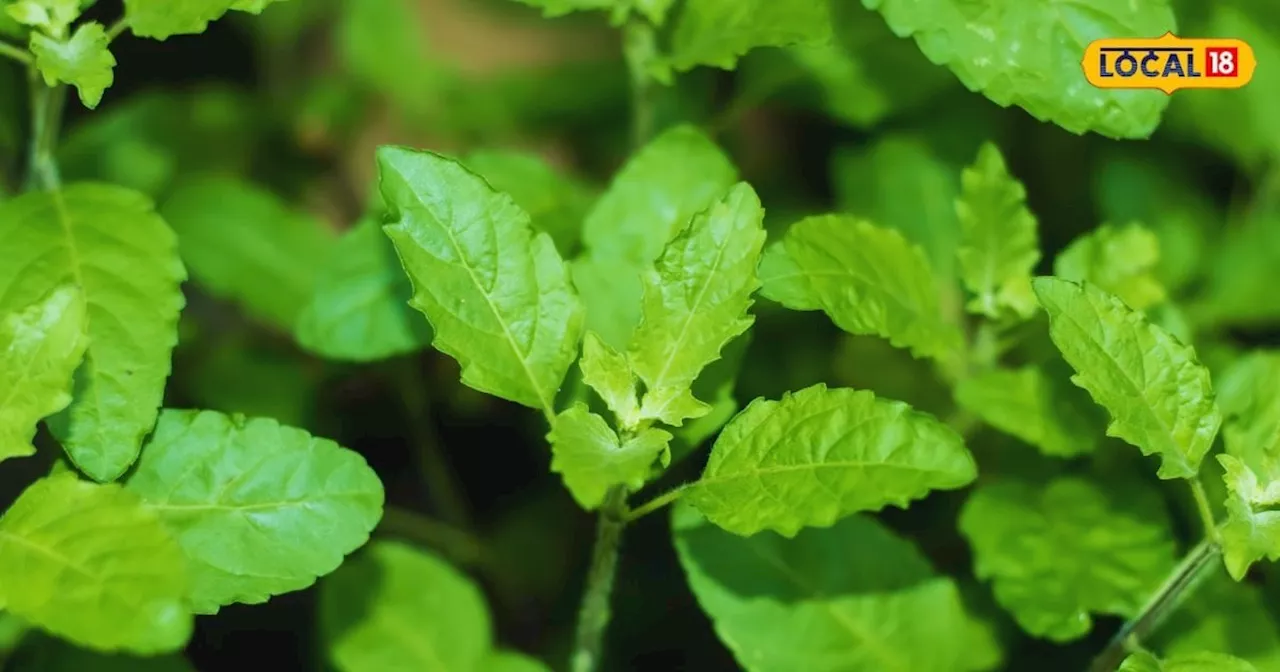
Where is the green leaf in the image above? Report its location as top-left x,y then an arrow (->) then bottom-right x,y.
122,0 -> 284,39
629,182 -> 765,426
507,0 -> 613,19
759,214 -> 962,362
548,404 -> 671,509
954,366 -> 1102,458
955,142 -> 1039,319
1120,651 -> 1258,672
183,337 -> 316,428
689,383 -> 976,537
124,409 -> 385,614
579,330 -> 640,429
294,218 -> 432,362
959,476 -> 1177,641
1055,223 -> 1167,312
1154,568 -> 1280,670
0,474 -> 192,654
0,184 -> 186,482
661,0 -> 831,75
161,175 -> 338,330
29,22 -> 114,109
573,126 -> 737,350
673,505 -> 1001,672
1213,352 -> 1280,579
1032,277 -> 1221,479
486,651 -> 553,672
7,634 -> 196,672
0,285 -> 88,463
860,0 -> 1176,139
463,149 -> 596,258
334,0 -> 440,116
321,541 -> 491,672
378,146 -> 585,417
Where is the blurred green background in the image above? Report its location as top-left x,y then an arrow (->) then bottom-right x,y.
1,0 -> 1278,670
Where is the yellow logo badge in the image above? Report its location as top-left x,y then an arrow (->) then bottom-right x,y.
1083,32 -> 1255,94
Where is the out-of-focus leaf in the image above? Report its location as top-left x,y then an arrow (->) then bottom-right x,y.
1154,568 -> 1280,670
1054,223 -> 1167,312
463,148 -> 596,258
955,365 -> 1104,458
1120,651 -> 1258,672
659,0 -> 831,76
6,633 -> 196,672
182,336 -> 317,427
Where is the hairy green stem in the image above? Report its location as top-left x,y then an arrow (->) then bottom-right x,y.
1088,539 -> 1221,672
1189,478 -> 1220,544
623,484 -> 688,523
377,505 -> 486,567
24,74 -> 64,191
571,486 -> 628,672
0,40 -> 31,66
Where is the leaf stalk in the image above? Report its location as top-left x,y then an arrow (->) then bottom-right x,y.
570,486 -> 628,672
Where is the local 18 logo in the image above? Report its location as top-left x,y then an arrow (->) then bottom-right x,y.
1083,32 -> 1255,94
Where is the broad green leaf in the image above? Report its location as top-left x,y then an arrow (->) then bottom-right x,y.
378,146 -> 585,418
673,505 -> 1001,672
581,125 -> 738,265
690,383 -> 976,537
1121,651 -> 1258,672
1032,277 -> 1221,479
955,142 -> 1038,319
161,175 -> 338,330
123,0 -> 285,39
579,331 -> 640,429
463,149 -> 596,258
629,182 -> 765,426
1155,569 -> 1280,670
861,0 -> 1176,139
321,541 -> 491,672
6,634 -> 196,672
0,474 -> 192,654
574,126 -> 737,349
1055,223 -> 1166,312
294,218 -> 432,362
0,286 -> 88,463
486,651 -> 553,672
832,136 -> 961,280
954,366 -> 1102,458
661,0 -> 831,75
1213,352 -> 1280,579
759,214 -> 962,362
959,476 -> 1176,641
124,409 -> 385,614
29,22 -> 114,109
0,185 -> 186,482
548,404 -> 671,509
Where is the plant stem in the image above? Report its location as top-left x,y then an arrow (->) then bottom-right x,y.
377,505 -> 486,567
623,484 -> 688,523
24,74 -> 64,191
389,361 -> 472,529
0,40 -> 32,66
106,18 -> 129,42
571,486 -> 628,672
1190,478 -> 1220,544
622,20 -> 656,149
1088,539 -> 1221,672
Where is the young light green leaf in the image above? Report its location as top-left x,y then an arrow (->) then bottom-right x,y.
124,409 -> 385,614
548,404 -> 671,510
579,331 -> 640,429
122,0 -> 285,39
29,22 -> 114,109
673,505 -> 1002,672
860,0 -> 1176,139
1055,222 -> 1167,311
1120,651 -> 1258,672
0,184 -> 186,482
661,0 -> 831,75
574,125 -> 737,349
955,142 -> 1039,319
161,175 -> 338,331
689,383 -> 977,537
294,218 -> 432,362
1032,277 -> 1221,479
463,148 -> 596,258
759,214 -> 963,362
321,541 -> 492,672
0,474 -> 192,654
959,476 -> 1177,641
378,146 -> 585,418
954,366 -> 1103,458
0,286 -> 88,463
628,182 -> 765,426
1212,352 -> 1280,579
